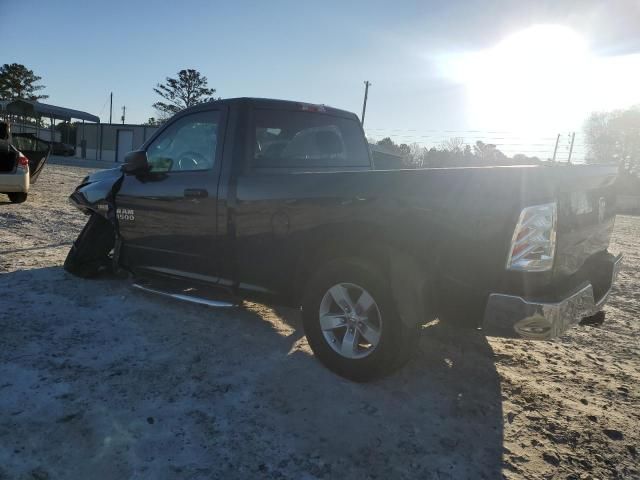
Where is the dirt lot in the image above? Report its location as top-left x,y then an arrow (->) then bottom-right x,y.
1,164 -> 638,479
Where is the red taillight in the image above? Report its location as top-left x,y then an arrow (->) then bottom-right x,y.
17,153 -> 29,168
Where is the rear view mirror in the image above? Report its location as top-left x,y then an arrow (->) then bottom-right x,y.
122,150 -> 149,174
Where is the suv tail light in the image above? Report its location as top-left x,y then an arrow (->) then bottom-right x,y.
506,202 -> 557,272
17,153 -> 29,169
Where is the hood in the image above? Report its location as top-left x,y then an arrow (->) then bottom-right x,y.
71,167 -> 124,215
82,167 -> 122,185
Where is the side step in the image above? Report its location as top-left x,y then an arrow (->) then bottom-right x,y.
132,282 -> 238,308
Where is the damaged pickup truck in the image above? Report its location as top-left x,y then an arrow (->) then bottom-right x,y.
65,98 -> 622,381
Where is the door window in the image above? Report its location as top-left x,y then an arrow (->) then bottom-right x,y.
252,110 -> 370,169
147,110 -> 220,172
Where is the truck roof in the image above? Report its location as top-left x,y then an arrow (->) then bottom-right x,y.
182,97 -> 359,120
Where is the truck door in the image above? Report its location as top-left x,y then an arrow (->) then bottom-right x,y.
116,108 -> 226,280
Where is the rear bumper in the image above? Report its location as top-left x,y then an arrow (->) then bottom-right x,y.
483,254 -> 622,339
0,170 -> 29,193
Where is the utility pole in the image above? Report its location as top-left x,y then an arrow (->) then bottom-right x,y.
121,106 -> 126,125
361,81 -> 371,126
109,92 -> 113,124
551,133 -> 560,162
567,132 -> 576,164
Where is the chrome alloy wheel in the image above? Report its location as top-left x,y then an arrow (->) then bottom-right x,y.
319,283 -> 383,359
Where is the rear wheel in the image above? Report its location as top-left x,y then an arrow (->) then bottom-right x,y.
64,213 -> 115,278
302,258 -> 418,381
8,192 -> 27,203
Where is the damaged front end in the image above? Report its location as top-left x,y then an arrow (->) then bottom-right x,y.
69,167 -> 125,272
69,167 -> 124,217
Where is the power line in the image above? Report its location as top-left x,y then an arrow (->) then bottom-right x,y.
97,93 -> 111,119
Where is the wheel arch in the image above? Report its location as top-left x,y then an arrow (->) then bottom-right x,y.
292,222 -> 437,326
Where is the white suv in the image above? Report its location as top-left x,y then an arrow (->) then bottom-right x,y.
0,134 -> 49,203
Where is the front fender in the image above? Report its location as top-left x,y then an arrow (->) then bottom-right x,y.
69,168 -> 123,218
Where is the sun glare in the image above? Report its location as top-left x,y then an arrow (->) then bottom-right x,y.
440,24 -> 640,131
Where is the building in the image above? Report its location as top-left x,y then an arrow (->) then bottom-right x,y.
76,123 -> 159,162
0,99 -> 158,163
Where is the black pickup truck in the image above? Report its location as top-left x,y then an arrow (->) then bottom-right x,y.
65,98 -> 622,381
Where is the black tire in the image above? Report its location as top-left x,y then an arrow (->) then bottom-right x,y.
8,192 -> 27,203
302,258 -> 418,382
64,213 -> 115,278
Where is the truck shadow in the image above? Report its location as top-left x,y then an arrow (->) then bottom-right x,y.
268,307 -> 505,478
0,266 -> 504,479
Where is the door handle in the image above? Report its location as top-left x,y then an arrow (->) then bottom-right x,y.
184,188 -> 208,198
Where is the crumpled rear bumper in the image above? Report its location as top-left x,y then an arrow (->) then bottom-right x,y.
483,254 -> 622,339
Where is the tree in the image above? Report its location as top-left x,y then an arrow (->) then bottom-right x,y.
152,69 -> 216,116
145,117 -> 165,126
376,137 -> 401,152
55,121 -> 76,145
441,137 -> 465,154
0,63 -> 48,101
372,135 -> 532,168
473,141 -> 508,165
584,105 -> 640,174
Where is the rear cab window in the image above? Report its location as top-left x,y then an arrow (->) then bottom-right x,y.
250,108 -> 371,172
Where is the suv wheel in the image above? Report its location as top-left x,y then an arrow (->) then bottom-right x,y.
302,258 -> 417,381
8,192 -> 27,203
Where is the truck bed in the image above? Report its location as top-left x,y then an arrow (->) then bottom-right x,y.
234,164 -> 618,300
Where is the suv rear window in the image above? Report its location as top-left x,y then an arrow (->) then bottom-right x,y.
12,135 -> 49,153
252,110 -> 370,169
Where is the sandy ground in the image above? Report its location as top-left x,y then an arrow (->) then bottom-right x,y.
0,164 -> 638,480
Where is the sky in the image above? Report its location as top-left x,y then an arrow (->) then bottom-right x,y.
3,0 -> 640,160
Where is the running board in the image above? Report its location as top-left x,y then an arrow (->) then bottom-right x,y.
132,283 -> 237,308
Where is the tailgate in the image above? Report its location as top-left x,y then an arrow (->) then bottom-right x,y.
553,165 -> 618,278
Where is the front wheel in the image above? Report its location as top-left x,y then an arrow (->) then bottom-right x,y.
8,192 -> 27,203
302,258 -> 418,382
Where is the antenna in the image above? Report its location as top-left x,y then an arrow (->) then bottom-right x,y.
361,81 -> 371,126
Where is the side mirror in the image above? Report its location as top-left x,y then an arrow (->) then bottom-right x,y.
122,150 -> 149,174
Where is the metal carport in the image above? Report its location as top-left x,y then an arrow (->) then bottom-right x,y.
0,99 -> 100,159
